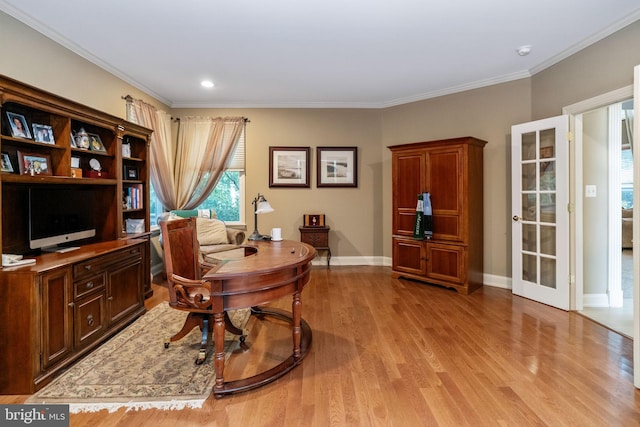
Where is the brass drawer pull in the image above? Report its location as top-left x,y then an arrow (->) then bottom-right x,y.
86,281 -> 94,289
87,314 -> 94,326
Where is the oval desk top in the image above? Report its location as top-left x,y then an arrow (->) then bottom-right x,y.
203,239 -> 316,280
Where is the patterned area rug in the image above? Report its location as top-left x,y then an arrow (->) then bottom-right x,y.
27,303 -> 251,413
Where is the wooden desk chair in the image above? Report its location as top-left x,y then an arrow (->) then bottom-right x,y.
159,217 -> 244,364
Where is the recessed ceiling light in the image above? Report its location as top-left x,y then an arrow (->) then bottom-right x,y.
201,80 -> 214,88
516,45 -> 532,56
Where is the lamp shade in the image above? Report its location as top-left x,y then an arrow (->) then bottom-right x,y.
255,200 -> 274,214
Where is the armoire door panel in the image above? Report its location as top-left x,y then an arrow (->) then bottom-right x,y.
427,149 -> 462,213
427,243 -> 465,284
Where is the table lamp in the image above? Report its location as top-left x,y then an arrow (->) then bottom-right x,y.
248,193 -> 274,240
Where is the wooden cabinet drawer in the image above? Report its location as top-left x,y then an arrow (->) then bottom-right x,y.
74,274 -> 105,300
73,246 -> 142,279
299,226 -> 330,248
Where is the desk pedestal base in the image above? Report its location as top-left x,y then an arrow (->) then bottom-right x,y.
212,307 -> 312,398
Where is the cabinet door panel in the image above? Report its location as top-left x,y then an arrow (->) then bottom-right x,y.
41,268 -> 73,370
107,260 -> 142,325
393,151 -> 425,235
427,147 -> 463,241
392,238 -> 426,275
427,243 -> 465,284
75,292 -> 106,348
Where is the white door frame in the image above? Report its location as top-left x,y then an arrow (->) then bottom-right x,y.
561,81 -> 639,389
562,85 -> 633,311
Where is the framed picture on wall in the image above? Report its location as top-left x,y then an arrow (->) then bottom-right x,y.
269,146 -> 310,188
316,146 -> 358,187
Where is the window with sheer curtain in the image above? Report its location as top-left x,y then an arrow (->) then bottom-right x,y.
149,128 -> 245,226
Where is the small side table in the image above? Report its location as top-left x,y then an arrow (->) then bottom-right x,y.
299,226 -> 331,268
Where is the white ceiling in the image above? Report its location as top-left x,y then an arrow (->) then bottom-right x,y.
2,0 -> 640,109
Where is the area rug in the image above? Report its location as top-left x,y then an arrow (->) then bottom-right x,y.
27,303 -> 251,413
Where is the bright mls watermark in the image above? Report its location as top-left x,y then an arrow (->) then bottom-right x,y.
1,405 -> 69,426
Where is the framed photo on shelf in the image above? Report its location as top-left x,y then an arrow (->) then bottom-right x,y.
316,146 -> 358,187
70,132 -> 77,148
1,152 -> 14,173
124,165 -> 139,180
269,146 -> 310,188
32,123 -> 55,144
6,112 -> 32,139
88,133 -> 107,152
17,151 -> 52,176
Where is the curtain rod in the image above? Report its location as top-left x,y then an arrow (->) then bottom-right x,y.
122,96 -> 250,123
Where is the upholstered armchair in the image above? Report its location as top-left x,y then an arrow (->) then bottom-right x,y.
158,209 -> 246,263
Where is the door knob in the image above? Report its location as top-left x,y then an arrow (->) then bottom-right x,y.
512,215 -> 521,222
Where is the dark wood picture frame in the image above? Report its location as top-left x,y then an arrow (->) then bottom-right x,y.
269,146 -> 310,188
17,151 -> 52,176
124,165 -> 139,180
316,146 -> 358,187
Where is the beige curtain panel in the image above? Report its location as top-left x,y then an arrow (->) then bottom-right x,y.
126,98 -> 245,211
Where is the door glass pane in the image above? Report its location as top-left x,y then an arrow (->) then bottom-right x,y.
522,223 -> 537,252
540,161 -> 555,190
540,194 -> 556,223
540,225 -> 556,256
522,254 -> 537,282
522,132 -> 536,161
539,129 -> 556,155
540,257 -> 556,289
522,194 -> 537,221
522,163 -> 537,191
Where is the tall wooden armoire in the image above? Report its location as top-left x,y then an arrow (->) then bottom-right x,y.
389,137 -> 486,294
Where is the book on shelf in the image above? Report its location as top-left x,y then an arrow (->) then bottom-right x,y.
123,184 -> 143,210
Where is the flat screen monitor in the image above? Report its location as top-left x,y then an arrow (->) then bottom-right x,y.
29,187 -> 96,251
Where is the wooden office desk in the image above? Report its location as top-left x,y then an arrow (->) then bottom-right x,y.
203,239 -> 316,397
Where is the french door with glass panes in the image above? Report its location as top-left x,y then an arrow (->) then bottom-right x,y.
511,115 -> 570,310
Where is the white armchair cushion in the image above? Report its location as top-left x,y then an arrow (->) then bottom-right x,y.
196,217 -> 229,245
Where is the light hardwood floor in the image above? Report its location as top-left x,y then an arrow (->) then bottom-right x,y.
2,266 -> 640,426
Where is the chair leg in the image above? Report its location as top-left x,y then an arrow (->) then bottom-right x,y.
224,311 -> 244,335
170,312 -> 204,342
196,316 -> 209,365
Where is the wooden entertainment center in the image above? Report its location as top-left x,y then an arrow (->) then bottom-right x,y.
0,76 -> 152,394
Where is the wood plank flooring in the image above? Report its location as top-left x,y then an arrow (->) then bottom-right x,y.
2,266 -> 640,426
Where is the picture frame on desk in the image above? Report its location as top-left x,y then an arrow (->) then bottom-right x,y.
316,146 -> 358,187
1,152 -> 14,173
269,146 -> 310,188
17,151 -> 52,176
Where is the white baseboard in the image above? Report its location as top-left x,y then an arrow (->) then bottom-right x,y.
311,255 -> 391,267
311,256 -> 511,290
583,293 -> 610,307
